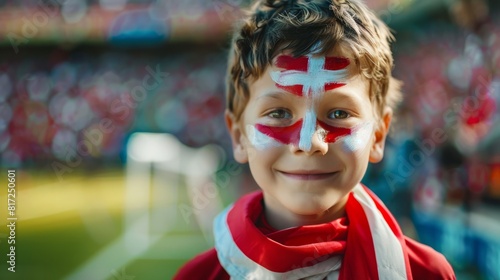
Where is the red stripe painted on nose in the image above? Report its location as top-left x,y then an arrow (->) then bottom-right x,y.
317,120 -> 352,143
275,55 -> 309,71
255,119 -> 303,145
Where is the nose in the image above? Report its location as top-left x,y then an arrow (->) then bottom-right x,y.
291,130 -> 329,156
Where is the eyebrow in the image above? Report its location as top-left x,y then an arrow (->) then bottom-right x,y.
257,89 -> 360,101
323,90 -> 363,108
256,91 -> 296,101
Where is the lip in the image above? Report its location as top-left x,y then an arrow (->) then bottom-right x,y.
278,170 -> 338,181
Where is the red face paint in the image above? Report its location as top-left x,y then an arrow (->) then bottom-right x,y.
324,83 -> 347,92
275,55 -> 309,71
273,55 -> 350,96
255,119 -> 354,146
255,119 -> 303,146
276,82 -> 348,96
317,120 -> 353,143
324,56 -> 351,70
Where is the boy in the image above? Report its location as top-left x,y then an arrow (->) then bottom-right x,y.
175,0 -> 456,279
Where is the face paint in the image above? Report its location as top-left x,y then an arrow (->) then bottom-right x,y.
274,55 -> 308,71
341,122 -> 374,153
298,108 -> 317,151
254,119 -> 303,146
246,124 -> 282,150
250,119 -> 373,153
270,55 -> 350,97
317,121 -> 374,152
317,120 -> 353,144
252,54 -> 357,152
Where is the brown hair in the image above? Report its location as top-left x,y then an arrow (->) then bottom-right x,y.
226,0 -> 401,121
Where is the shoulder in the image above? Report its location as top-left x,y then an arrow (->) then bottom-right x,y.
404,236 -> 456,280
173,248 -> 229,280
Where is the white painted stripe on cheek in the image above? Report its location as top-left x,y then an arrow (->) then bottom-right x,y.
342,122 -> 374,152
246,124 -> 281,150
298,109 -> 316,151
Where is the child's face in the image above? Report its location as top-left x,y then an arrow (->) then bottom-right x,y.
226,51 -> 392,224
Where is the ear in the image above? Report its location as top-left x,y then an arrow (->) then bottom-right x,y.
369,107 -> 392,163
225,110 -> 249,163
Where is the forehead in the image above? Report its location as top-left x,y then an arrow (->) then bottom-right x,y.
249,50 -> 366,100
266,50 -> 360,92
271,45 -> 357,71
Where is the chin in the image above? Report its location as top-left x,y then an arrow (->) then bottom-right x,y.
284,195 -> 339,216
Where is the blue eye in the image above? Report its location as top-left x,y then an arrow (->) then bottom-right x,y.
328,110 -> 350,119
268,109 -> 292,119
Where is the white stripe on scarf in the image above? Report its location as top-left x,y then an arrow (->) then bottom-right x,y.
352,185 -> 408,279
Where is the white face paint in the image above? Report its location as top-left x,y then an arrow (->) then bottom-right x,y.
269,55 -> 351,153
341,121 -> 374,153
298,107 -> 317,151
246,124 -> 281,150
269,55 -> 349,98
248,119 -> 374,154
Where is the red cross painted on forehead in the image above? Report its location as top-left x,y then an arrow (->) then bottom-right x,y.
270,55 -> 350,97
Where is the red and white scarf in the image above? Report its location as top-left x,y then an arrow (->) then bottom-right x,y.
213,184 -> 413,280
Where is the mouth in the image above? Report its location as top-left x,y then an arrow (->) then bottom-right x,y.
278,170 -> 339,181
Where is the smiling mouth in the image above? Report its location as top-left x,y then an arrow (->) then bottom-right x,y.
278,170 -> 338,180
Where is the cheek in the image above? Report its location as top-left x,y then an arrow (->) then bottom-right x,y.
326,122 -> 374,168
244,127 -> 284,163
246,146 -> 283,187
333,139 -> 371,184
254,121 -> 302,147
245,114 -> 374,154
247,119 -> 306,150
339,122 -> 374,153
246,124 -> 282,150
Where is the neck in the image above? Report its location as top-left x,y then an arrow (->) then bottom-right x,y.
262,194 -> 348,230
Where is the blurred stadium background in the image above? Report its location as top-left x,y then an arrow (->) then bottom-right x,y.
0,0 -> 499,279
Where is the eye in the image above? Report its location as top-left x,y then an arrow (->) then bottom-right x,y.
328,110 -> 350,119
267,108 -> 292,119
